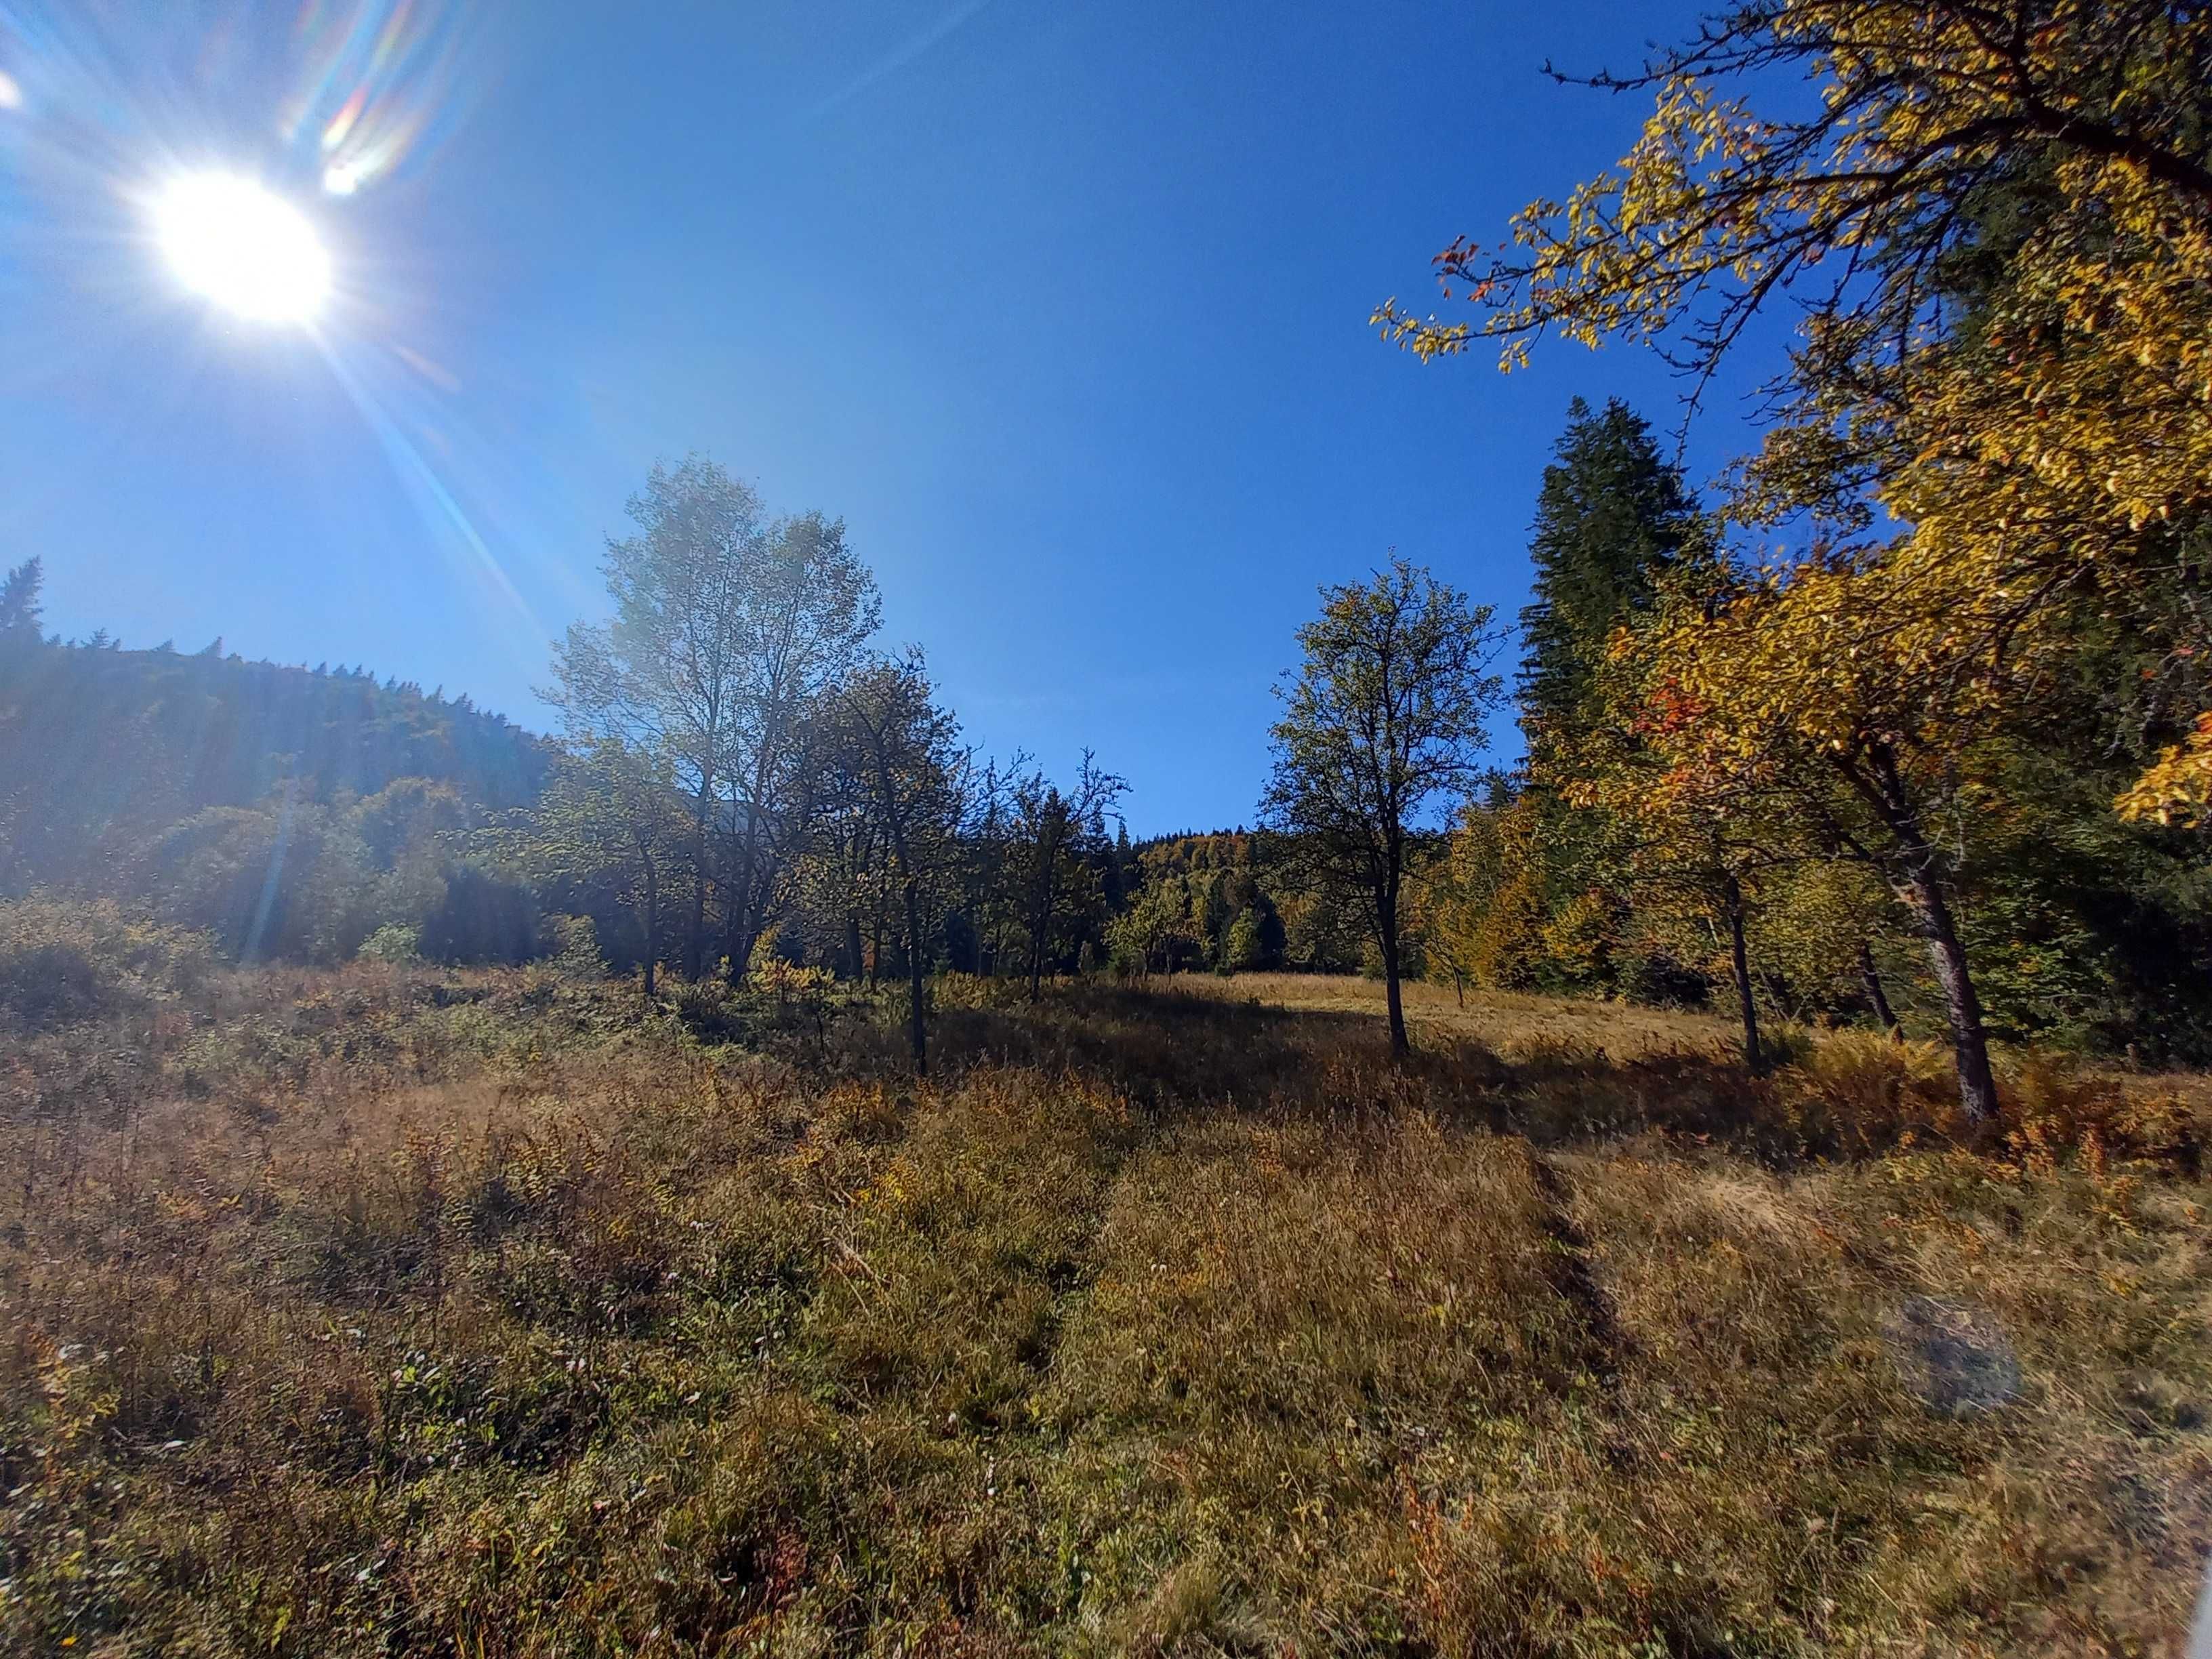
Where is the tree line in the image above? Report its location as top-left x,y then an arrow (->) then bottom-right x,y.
9,2 -> 2209,1124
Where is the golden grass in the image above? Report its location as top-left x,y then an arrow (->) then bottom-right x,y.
1179,969 -> 1746,1059
4,947 -> 2210,1656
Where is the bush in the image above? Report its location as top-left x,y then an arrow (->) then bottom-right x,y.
540,914 -> 607,981
0,895 -> 216,1027
672,979 -> 752,1045
418,865 -> 540,964
0,939 -> 107,1025
359,922 -> 424,965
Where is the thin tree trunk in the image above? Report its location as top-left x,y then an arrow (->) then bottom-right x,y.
1841,747 -> 1999,1120
1858,939 -> 1903,1040
727,889 -> 763,991
721,846 -> 756,987
1452,969 -> 1465,1008
1378,894 -> 1410,1059
1759,965 -> 1796,1022
724,808 -> 765,986
903,876 -> 928,1076
1026,855 -> 1052,1002
845,914 -> 864,982
721,887 -> 743,985
1901,863 -> 2000,1121
686,784 -> 711,979
1723,873 -> 1763,1074
642,859 -> 659,999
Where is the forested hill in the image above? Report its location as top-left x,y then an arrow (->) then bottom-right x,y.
0,632 -> 549,895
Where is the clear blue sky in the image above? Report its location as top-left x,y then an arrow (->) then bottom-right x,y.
1,0 -> 1760,835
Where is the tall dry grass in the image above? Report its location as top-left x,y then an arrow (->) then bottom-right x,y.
3,929 -> 2209,1655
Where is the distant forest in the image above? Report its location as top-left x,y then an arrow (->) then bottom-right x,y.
5,369 -> 2211,1083
0,548 -> 1373,999
0,578 -> 546,962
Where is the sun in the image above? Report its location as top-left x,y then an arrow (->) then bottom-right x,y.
154,173 -> 332,324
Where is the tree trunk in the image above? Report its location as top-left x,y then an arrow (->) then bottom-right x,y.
844,914 -> 865,982
641,859 -> 659,999
685,784 -> 711,979
1845,746 -> 1999,1120
1901,863 -> 2000,1121
868,909 -> 884,990
1378,898 -> 1410,1059
724,809 -> 766,986
722,890 -> 744,985
1858,939 -> 1903,1040
1026,859 -> 1054,1002
726,909 -> 762,990
903,876 -> 928,1076
1723,874 -> 1763,1073
1452,969 -> 1465,1009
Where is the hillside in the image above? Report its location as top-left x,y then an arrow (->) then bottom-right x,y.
0,633 -> 550,897
5,930 -> 2208,1656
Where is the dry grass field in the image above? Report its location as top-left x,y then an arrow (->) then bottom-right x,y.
5,918 -> 2212,1656
1173,971 -> 1746,1061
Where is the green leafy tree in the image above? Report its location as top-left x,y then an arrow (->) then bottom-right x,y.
504,738 -> 684,995
832,653 -> 973,1074
548,459 -> 768,978
1221,905 -> 1263,972
548,457 -> 878,980
710,510 -> 881,980
1004,754 -> 1126,1000
1260,559 -> 1507,1056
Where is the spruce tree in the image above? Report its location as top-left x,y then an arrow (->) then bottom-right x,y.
0,556 -> 43,636
1507,398 -> 1700,993
1518,398 -> 1698,774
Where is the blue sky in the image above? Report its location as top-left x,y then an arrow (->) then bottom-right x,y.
0,0 -> 1762,834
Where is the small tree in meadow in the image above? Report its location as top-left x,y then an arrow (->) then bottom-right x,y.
1261,560 -> 1507,1057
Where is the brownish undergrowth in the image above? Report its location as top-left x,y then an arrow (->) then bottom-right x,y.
3,915 -> 2209,1655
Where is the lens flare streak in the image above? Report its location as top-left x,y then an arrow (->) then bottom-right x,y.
314,333 -> 547,651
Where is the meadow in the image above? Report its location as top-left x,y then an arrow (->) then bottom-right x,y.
5,916 -> 2212,1656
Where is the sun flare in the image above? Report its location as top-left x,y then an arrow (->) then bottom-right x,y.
153,173 -> 331,324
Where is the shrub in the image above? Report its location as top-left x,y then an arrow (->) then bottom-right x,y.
672,979 -> 752,1045
358,922 -> 423,964
0,895 -> 216,1027
540,913 -> 607,981
418,864 -> 539,964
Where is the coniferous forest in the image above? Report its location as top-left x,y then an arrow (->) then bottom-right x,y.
9,5 -> 2212,1655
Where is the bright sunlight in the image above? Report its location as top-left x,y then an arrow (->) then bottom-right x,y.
152,173 -> 331,324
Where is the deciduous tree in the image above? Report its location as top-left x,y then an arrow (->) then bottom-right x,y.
832,653 -> 973,1073
1379,0 -> 2212,1107
503,738 -> 684,995
1004,754 -> 1126,1001
1260,560 -> 1507,1057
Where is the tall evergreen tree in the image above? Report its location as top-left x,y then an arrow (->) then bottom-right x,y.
0,557 -> 41,636
1484,399 -> 1704,996
1518,399 -> 1697,775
